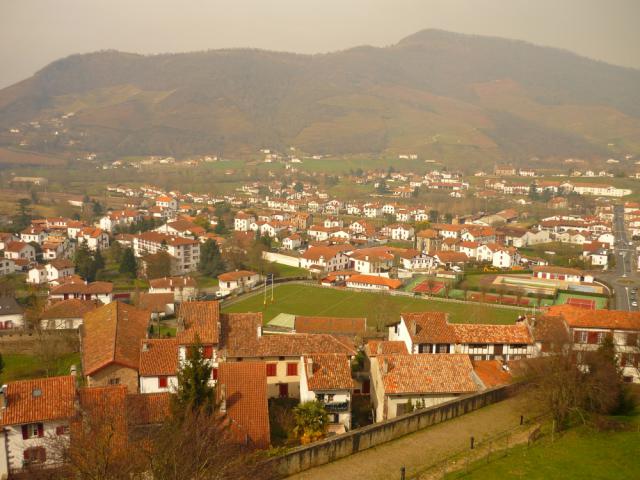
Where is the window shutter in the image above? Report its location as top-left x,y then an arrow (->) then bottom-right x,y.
587,332 -> 598,344
37,423 -> 44,437
22,425 -> 28,440
23,450 -> 29,460
212,368 -> 218,380
573,331 -> 581,343
40,447 -> 46,462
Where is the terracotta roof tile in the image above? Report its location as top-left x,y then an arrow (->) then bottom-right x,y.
149,276 -> 197,289
364,340 -> 408,357
218,362 -> 270,449
304,354 -> 354,391
472,360 -> 513,388
546,304 -> 640,331
0,376 -> 76,426
126,392 -> 171,425
41,299 -> 101,319
176,300 -> 220,344
82,302 -> 150,376
376,354 -> 478,395
139,339 -> 179,376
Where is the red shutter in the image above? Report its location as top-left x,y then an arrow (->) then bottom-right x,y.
37,423 -> 44,438
287,363 -> 298,376
212,368 -> 218,380
22,425 -> 28,440
158,376 -> 168,388
39,447 -> 46,462
588,332 -> 598,344
573,331 -> 581,343
55,426 -> 65,436
266,363 -> 277,377
23,450 -> 29,460
203,346 -> 213,359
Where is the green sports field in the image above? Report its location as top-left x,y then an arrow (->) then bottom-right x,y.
222,284 -> 526,327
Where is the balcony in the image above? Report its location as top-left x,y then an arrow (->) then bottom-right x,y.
324,401 -> 349,413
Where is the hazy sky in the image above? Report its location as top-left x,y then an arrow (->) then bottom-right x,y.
1,0 -> 639,88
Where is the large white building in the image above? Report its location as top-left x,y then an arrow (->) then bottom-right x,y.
133,232 -> 200,274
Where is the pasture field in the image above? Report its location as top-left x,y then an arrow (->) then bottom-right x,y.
222,284 -> 526,326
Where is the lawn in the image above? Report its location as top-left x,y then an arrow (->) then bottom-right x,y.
447,425 -> 640,479
1,352 -> 81,383
271,263 -> 310,279
222,284 -> 525,326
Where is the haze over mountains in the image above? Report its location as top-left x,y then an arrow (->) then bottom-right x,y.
1,29 -> 639,166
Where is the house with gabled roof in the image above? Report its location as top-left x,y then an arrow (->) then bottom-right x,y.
82,302 -> 150,392
370,354 -> 479,421
0,376 -> 76,477
300,354 -> 355,432
389,312 -> 535,361
138,338 -> 179,394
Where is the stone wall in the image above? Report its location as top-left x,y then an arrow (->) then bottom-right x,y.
268,384 -> 520,478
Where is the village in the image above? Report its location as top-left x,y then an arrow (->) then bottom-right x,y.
0,156 -> 638,478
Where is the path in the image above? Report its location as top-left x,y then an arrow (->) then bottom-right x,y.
287,395 -> 535,480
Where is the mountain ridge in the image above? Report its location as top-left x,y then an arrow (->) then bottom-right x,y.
1,29 -> 639,166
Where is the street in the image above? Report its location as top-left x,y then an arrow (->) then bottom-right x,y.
596,204 -> 639,311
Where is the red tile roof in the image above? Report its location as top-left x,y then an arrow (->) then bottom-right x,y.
546,304 -> 640,331
472,360 -> 513,388
41,299 -> 101,319
218,362 -> 270,449
82,302 -> 150,376
149,276 -> 197,289
0,376 -> 76,426
218,270 -> 258,282
176,300 -> 220,344
220,313 -> 356,358
364,340 -> 409,357
126,392 -> 171,425
50,281 -> 113,295
304,354 -> 354,391
376,354 -> 478,395
139,338 -> 179,376
347,274 -> 402,289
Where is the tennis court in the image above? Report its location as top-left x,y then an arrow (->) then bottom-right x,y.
566,297 -> 596,309
413,281 -> 445,295
556,292 -> 606,309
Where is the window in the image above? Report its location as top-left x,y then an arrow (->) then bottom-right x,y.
626,333 -> 638,347
266,363 -> 277,377
21,423 -> 43,439
158,376 -> 168,388
315,393 -> 325,402
327,394 -> 334,402
55,425 -> 69,436
108,378 -> 120,385
23,447 -> 46,464
575,331 -> 588,344
286,363 -> 298,376
211,368 -> 218,380
203,346 -> 213,359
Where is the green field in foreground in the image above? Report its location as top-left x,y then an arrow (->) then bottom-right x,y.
222,284 -> 525,326
447,425 -> 640,479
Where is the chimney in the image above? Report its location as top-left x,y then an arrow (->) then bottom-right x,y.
305,358 -> 313,378
412,321 -> 417,336
382,359 -> 389,374
142,341 -> 149,352
377,343 -> 383,355
70,364 -> 77,377
0,384 -> 7,409
219,383 -> 226,413
257,324 -> 262,338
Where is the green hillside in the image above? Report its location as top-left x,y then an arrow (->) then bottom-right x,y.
1,29 -> 639,166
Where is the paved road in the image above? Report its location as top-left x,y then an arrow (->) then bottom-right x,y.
287,395 -> 538,480
596,204 -> 639,311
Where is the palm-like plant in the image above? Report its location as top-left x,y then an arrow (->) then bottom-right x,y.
293,401 -> 329,444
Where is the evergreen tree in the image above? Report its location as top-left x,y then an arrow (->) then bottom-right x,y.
198,239 -> 225,276
213,218 -> 227,235
119,248 -> 138,277
94,248 -> 105,271
74,242 -> 97,281
174,337 -> 215,414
